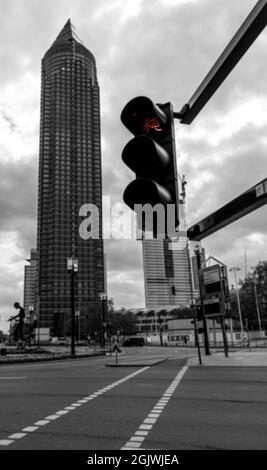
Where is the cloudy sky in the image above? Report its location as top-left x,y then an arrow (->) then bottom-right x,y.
0,0 -> 267,330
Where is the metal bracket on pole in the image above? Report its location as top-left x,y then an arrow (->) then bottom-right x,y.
175,0 -> 267,124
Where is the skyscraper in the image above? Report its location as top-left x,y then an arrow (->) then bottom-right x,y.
142,238 -> 193,308
36,20 -> 104,336
142,198 -> 203,309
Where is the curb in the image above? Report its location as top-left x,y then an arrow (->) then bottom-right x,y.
0,352 -> 105,365
105,359 -> 166,368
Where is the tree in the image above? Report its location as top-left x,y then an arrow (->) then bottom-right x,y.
230,261 -> 267,329
107,310 -> 136,336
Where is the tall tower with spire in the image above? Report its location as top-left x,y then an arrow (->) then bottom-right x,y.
36,20 -> 104,336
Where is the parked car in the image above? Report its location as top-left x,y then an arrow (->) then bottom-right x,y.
122,337 -> 145,347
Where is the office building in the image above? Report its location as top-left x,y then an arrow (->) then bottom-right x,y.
36,20 -> 105,336
142,198 -> 204,309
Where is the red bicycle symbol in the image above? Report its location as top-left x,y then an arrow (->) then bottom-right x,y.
142,117 -> 163,133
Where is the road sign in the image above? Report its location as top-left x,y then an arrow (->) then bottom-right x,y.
200,265 -> 223,296
112,341 -> 121,353
199,264 -> 229,316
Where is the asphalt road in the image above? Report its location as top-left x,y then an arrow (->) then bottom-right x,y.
0,347 -> 267,450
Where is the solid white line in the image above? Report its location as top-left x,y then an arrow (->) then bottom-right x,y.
0,365 -> 150,447
121,365 -> 188,450
0,377 -> 26,380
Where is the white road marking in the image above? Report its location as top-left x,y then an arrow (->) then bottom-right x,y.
34,420 -> 50,426
0,365 -> 149,447
0,377 -> 26,380
45,415 -> 60,420
0,439 -> 14,446
22,426 -> 38,432
121,365 -> 188,450
8,433 -> 26,439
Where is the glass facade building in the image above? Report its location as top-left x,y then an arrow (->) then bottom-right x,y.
36,20 -> 104,336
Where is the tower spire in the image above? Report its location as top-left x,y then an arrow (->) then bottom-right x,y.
52,19 -> 83,46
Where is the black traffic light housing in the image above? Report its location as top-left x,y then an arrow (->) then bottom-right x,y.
121,96 -> 179,236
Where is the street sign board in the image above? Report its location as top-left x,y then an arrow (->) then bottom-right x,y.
200,265 -> 223,296
199,264 -> 229,316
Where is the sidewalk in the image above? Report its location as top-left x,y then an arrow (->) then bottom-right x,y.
0,344 -> 105,364
189,349 -> 267,367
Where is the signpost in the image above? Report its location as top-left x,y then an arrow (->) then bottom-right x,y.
112,340 -> 121,365
199,263 -> 229,357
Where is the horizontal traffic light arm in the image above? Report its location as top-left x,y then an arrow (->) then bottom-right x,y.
176,0 -> 267,124
188,177 -> 267,240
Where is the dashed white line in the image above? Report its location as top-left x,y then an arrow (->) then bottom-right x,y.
34,420 -> 50,426
0,439 -> 14,446
121,365 -> 188,450
0,366 -> 149,447
9,433 -> 26,439
22,426 -> 38,433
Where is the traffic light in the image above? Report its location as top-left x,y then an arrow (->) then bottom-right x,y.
121,96 -> 179,237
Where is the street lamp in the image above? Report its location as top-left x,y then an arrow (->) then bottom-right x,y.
67,257 -> 78,356
229,267 -> 244,334
28,305 -> 34,347
251,268 -> 262,333
99,293 -> 107,348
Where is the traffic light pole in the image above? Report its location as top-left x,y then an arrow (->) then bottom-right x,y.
195,248 -> 210,355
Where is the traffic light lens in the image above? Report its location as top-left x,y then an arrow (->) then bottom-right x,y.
143,117 -> 163,133
122,136 -> 170,177
123,178 -> 172,209
121,96 -> 167,136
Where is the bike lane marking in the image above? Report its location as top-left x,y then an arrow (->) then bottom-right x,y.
121,365 -> 189,450
0,366 -> 149,447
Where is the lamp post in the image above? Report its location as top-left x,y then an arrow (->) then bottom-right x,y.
251,269 -> 262,333
28,305 -> 34,347
99,293 -> 107,348
229,267 -> 243,334
67,257 -> 78,356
